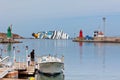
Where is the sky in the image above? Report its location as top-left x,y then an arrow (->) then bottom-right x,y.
0,0 -> 120,38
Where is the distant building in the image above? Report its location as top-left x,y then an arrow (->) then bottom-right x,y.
94,30 -> 104,38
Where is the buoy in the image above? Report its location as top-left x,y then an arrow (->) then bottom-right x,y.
30,77 -> 35,80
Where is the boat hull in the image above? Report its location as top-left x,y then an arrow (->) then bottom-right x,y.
38,62 -> 64,75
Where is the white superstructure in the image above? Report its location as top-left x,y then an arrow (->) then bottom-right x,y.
32,30 -> 69,39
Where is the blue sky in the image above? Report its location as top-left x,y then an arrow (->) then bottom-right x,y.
0,0 -> 120,37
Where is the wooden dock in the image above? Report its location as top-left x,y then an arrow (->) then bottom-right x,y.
1,78 -> 27,80
0,68 -> 13,78
0,62 -> 35,79
14,62 -> 27,70
14,62 -> 35,76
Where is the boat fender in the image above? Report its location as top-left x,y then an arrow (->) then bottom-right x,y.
29,77 -> 35,80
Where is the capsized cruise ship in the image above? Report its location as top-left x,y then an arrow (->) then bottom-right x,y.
32,30 -> 69,39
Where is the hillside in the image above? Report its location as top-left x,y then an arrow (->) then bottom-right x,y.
0,32 -> 24,39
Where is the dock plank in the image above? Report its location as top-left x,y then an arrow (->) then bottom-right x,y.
14,62 -> 35,76
0,62 -> 35,79
27,66 -> 35,75
1,78 -> 27,80
14,62 -> 26,70
0,68 -> 13,78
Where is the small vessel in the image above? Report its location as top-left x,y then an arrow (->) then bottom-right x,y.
37,54 -> 64,75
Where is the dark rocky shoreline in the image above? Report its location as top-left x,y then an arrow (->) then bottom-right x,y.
0,32 -> 24,43
0,32 -> 24,39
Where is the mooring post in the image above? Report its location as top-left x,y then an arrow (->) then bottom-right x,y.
26,46 -> 28,67
13,46 -> 16,62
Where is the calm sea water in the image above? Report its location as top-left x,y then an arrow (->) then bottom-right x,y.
0,39 -> 120,80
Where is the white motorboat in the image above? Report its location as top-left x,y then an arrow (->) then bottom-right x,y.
37,55 -> 64,75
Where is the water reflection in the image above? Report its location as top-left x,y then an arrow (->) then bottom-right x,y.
7,43 -> 12,57
0,48 -> 3,58
0,43 -> 13,57
79,42 -> 83,47
35,73 -> 64,80
79,42 -> 83,63
0,43 -> 21,62
94,43 -> 106,72
78,42 -> 106,72
7,43 -> 12,53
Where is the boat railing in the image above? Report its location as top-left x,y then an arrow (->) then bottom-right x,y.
6,56 -> 27,69
36,54 -> 64,63
0,56 -> 13,67
0,56 -> 9,64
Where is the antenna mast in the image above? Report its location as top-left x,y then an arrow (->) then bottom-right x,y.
103,17 -> 106,36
